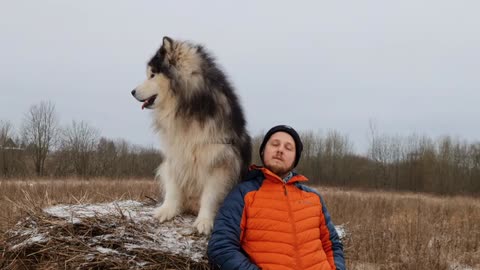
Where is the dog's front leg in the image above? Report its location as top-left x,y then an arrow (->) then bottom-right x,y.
153,163 -> 182,222
193,168 -> 232,235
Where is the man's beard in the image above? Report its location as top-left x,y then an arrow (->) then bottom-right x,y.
266,163 -> 292,178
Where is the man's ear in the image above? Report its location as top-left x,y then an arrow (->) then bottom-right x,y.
162,36 -> 174,52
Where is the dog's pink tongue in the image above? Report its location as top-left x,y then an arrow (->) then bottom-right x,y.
141,101 -> 148,110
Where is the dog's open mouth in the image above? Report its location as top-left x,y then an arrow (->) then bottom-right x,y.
141,95 -> 157,110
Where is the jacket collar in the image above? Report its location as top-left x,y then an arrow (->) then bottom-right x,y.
249,165 -> 308,184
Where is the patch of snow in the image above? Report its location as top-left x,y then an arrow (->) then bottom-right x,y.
43,200 -> 148,223
136,261 -> 148,267
18,228 -> 37,237
96,247 -> 122,255
30,235 -> 46,243
335,224 -> 347,239
10,233 -> 48,250
124,214 -> 208,262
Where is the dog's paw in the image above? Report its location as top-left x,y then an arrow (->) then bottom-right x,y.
153,205 -> 179,223
193,216 -> 214,235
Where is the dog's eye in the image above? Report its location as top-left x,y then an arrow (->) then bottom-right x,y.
150,73 -> 155,79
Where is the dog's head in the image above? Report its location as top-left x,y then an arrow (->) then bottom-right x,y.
131,36 -> 204,110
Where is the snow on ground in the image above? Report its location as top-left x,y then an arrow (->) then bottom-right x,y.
43,200 -> 150,224
10,232 -> 48,251
43,200 -> 208,262
335,224 -> 346,239
10,200 -> 348,265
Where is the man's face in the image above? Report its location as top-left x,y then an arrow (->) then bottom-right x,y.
263,131 -> 296,178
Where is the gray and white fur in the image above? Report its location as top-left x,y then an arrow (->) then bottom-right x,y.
131,37 -> 251,234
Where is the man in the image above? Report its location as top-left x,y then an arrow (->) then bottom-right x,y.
208,125 -> 345,270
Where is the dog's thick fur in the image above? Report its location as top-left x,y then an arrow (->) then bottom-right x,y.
132,37 -> 251,234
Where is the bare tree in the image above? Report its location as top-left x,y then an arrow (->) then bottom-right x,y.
0,120 -> 14,147
297,131 -> 321,179
251,133 -> 264,165
95,137 -> 118,177
1,120 -> 14,177
21,101 -> 58,176
60,120 -> 99,178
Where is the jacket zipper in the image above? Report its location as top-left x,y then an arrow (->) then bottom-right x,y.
284,183 -> 302,269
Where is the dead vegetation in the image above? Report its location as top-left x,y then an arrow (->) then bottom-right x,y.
324,188 -> 480,270
1,179 -> 479,269
1,198 -> 209,269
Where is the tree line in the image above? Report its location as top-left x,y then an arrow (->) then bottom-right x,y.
252,126 -> 480,196
0,101 -> 162,179
1,101 -> 479,195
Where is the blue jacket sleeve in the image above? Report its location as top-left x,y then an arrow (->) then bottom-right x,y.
319,195 -> 345,270
207,184 -> 259,270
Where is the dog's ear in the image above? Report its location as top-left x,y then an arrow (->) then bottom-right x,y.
162,36 -> 174,52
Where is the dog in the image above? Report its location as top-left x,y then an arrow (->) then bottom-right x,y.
131,37 -> 251,234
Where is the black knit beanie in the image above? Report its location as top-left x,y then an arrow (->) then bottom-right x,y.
259,125 -> 303,168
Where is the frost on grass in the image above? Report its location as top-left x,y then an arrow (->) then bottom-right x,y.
1,200 -> 210,269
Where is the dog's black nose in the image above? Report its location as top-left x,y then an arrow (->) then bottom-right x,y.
131,89 -> 136,96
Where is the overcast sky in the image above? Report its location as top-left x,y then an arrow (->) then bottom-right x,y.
1,0 -> 479,153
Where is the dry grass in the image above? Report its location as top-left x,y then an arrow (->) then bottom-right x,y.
1,179 -> 479,269
322,187 -> 480,270
0,178 -> 158,233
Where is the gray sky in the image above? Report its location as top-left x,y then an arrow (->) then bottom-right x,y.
1,0 -> 479,153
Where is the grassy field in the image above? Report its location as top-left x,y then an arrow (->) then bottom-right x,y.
1,179 -> 479,269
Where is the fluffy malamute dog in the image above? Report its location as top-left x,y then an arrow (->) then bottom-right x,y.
131,37 -> 251,234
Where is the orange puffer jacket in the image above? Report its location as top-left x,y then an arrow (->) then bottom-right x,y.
208,166 -> 345,270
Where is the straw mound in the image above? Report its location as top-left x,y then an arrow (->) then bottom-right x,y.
1,200 -> 210,270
